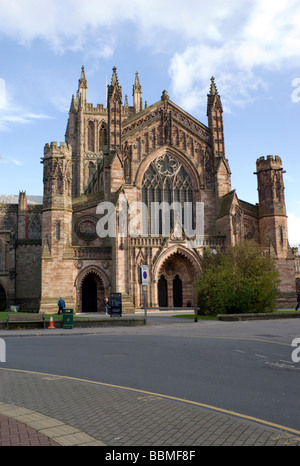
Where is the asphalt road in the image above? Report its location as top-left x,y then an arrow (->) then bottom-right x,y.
2,314 -> 300,432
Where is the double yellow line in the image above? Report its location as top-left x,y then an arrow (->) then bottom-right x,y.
1,366 -> 300,439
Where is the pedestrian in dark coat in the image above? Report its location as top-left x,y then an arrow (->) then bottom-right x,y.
57,297 -> 65,315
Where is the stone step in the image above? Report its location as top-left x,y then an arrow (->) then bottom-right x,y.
277,292 -> 298,309
120,293 -> 135,314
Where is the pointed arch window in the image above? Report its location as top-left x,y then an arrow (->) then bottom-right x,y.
99,122 -> 108,150
56,222 -> 61,241
28,217 -> 41,239
88,121 -> 95,152
3,216 -> 15,232
141,154 -> 194,236
279,225 -> 284,245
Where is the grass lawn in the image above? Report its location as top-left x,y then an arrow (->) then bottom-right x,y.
172,309 -> 297,320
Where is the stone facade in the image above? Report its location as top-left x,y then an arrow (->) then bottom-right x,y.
0,193 -> 42,310
0,67 -> 299,312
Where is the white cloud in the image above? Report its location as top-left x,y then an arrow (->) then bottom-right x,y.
168,43 -> 267,113
0,155 -> 22,166
0,78 -> 52,131
168,0 -> 300,112
1,0 -> 300,113
0,0 -> 245,51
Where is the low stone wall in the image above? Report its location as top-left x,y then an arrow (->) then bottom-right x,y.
217,311 -> 300,321
0,316 -> 145,330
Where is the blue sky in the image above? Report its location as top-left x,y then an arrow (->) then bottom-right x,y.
0,0 -> 299,247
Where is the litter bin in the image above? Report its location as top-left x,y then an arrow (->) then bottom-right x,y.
62,308 -> 74,329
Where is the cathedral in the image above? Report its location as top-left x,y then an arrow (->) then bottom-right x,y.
0,66 -> 299,313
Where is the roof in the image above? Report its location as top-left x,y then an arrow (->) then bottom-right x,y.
0,195 -> 43,205
217,190 -> 236,219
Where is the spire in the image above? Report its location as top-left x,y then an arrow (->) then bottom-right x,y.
124,94 -> 129,111
107,67 -> 122,151
70,94 -> 76,111
111,66 -> 119,86
209,76 -> 218,96
77,65 -> 87,107
78,65 -> 87,90
207,76 -> 225,159
133,71 -> 142,113
107,66 -> 122,102
207,76 -> 222,112
133,71 -> 142,92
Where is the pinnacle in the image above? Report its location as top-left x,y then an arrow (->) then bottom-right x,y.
78,65 -> 87,89
210,76 -> 218,95
134,71 -> 141,89
111,66 -> 119,86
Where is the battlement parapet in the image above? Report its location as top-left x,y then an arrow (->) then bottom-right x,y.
85,103 -> 107,113
43,142 -> 72,158
256,155 -> 282,171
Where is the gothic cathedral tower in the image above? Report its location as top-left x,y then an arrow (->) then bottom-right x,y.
256,155 -> 296,297
40,142 -> 75,313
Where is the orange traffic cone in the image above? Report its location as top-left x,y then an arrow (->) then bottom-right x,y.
48,315 -> 55,329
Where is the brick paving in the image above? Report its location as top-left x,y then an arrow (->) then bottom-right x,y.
0,368 -> 300,447
0,413 -> 60,446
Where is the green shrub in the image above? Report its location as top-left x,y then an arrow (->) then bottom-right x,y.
196,241 -> 280,316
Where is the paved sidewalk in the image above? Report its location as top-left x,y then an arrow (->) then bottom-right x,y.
1,369 -> 300,447
1,314 -> 300,447
0,402 -> 104,446
0,411 -> 60,446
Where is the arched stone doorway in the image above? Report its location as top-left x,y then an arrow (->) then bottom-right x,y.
155,249 -> 200,308
0,284 -> 6,311
80,272 -> 105,313
173,274 -> 182,307
158,275 -> 168,307
76,266 -> 110,313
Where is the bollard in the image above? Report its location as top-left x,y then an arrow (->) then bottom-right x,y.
194,308 -> 198,322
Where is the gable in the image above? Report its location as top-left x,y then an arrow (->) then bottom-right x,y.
120,99 -> 213,178
122,99 -> 211,145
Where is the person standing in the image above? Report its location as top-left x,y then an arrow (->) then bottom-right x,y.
103,297 -> 109,315
57,297 -> 65,315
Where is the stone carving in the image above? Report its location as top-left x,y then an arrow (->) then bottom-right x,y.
75,216 -> 98,241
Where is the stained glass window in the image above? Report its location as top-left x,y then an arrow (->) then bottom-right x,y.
141,154 -> 194,236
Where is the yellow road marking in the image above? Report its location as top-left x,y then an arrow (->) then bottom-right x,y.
1,366 -> 300,437
92,331 -> 292,346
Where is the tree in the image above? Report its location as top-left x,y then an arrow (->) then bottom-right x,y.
196,241 -> 280,316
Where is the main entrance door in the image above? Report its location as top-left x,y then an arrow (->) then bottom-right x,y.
156,251 -> 199,308
173,274 -> 182,307
81,273 -> 105,312
158,274 -> 168,307
82,275 -> 97,312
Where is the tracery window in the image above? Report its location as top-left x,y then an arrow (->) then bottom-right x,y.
88,121 -> 95,152
28,217 -> 41,239
3,216 -> 15,232
141,154 -> 194,236
99,122 -> 108,150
